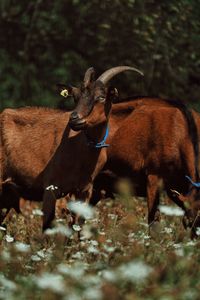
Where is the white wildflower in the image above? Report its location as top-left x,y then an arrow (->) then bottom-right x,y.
68,201 -> 94,220
108,213 -> 117,220
195,227 -> 200,236
163,227 -> 173,234
173,243 -> 182,249
167,241 -> 175,247
56,218 -> 65,223
45,225 -> 72,237
35,273 -> 66,294
0,275 -> 16,291
15,242 -> 30,253
57,263 -> 85,279
90,217 -> 98,224
118,260 -> 152,283
5,235 -> 14,243
83,275 -> 102,286
186,240 -> 196,246
72,224 -> 82,232
103,245 -> 116,253
64,293 -> 82,300
98,231 -> 105,235
101,270 -> 116,282
37,249 -> 47,259
32,209 -> 44,216
159,205 -> 184,216
89,240 -> 98,246
0,226 -> 6,231
31,255 -> 41,262
87,245 -> 99,254
83,287 -> 102,300
46,185 -> 59,191
106,239 -> 112,243
175,248 -> 184,257
128,232 -> 135,241
71,251 -> 85,260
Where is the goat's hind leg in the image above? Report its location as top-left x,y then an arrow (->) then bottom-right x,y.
147,174 -> 160,232
0,182 -> 20,226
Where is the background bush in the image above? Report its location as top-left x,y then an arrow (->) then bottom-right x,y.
0,0 -> 200,110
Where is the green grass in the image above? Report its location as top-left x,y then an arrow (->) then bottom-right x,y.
0,189 -> 200,300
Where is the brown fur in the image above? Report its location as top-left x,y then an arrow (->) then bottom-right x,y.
0,106 -> 109,229
92,97 -> 186,202
92,98 -> 200,234
110,106 -> 197,221
0,66 -> 135,230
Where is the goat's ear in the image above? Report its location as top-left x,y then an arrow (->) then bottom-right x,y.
107,86 -> 119,103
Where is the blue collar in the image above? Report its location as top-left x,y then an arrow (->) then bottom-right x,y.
87,125 -> 110,149
185,175 -> 200,188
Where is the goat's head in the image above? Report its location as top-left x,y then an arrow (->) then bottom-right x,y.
171,188 -> 200,238
59,66 -> 143,131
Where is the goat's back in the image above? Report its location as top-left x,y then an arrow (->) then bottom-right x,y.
1,107 -> 70,183
108,106 -> 195,174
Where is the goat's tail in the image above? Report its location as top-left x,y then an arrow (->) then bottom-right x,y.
170,100 -> 199,182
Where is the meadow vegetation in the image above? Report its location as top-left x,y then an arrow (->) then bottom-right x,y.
0,181 -> 199,300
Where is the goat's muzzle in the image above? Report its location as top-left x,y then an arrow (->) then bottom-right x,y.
69,111 -> 86,131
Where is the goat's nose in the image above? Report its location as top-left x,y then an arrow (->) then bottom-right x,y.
70,111 -> 79,120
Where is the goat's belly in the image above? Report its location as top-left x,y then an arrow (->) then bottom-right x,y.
21,187 -> 44,201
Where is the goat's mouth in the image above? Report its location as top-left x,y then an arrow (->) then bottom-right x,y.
68,118 -> 87,131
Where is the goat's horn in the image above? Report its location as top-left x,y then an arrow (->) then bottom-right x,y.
97,66 -> 144,85
83,67 -> 95,87
170,189 -> 181,196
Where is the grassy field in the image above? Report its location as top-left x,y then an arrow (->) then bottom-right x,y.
0,182 -> 199,300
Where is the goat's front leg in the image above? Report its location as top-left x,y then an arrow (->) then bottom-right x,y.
147,174 -> 160,227
72,184 -> 93,226
42,189 -> 57,231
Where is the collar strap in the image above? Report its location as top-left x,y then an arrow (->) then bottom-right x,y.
185,175 -> 200,188
87,125 -> 110,149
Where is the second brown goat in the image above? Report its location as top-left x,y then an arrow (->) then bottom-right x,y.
91,97 -> 200,237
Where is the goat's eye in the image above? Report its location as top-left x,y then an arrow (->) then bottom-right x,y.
97,96 -> 106,103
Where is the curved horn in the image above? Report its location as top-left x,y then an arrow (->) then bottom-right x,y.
83,67 -> 95,87
97,66 -> 144,85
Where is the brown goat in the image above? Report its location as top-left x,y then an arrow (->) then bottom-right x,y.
0,66 -> 142,230
89,97 -> 200,236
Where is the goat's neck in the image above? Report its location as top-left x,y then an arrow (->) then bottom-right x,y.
85,122 -> 108,144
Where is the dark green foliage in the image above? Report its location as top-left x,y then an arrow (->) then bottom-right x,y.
0,0 -> 200,110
